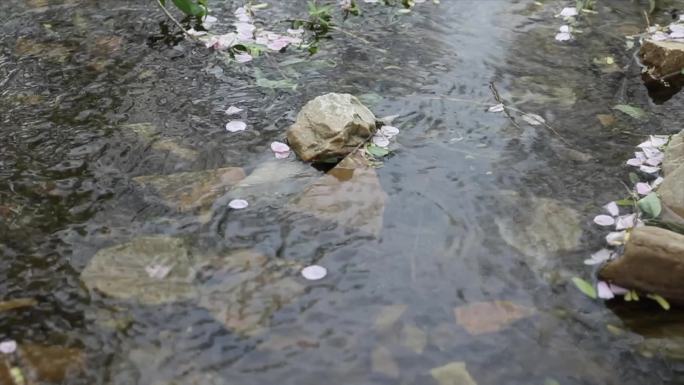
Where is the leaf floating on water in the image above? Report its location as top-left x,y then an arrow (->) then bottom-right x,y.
301,265 -> 327,280
571,277 -> 597,299
613,104 -> 647,119
225,120 -> 247,132
521,113 -> 545,126
228,199 -> 249,209
0,340 -> 17,354
637,192 -> 661,218
647,294 -> 671,310
367,144 -> 390,158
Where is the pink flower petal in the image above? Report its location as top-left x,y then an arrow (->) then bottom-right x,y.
380,125 -> 399,138
235,53 -> 253,63
636,182 -> 652,195
608,284 -> 629,295
639,165 -> 660,174
603,201 -> 619,216
593,215 -> 615,226
271,141 -> 290,153
0,340 -> 17,354
626,158 -> 643,166
642,146 -> 662,159
225,120 -> 247,132
274,151 -> 290,159
615,213 -> 637,230
597,281 -> 615,299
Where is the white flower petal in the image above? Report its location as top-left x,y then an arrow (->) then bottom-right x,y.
555,32 -> 573,41
560,7 -> 578,17
0,341 -> 17,354
488,103 -> 505,113
380,125 -> 400,138
225,120 -> 247,132
606,231 -> 626,246
603,201 -> 619,216
521,113 -> 545,125
301,265 -> 327,280
228,199 -> 249,209
594,215 -> 616,226
372,135 -> 390,148
615,213 -> 637,230
225,106 -> 243,115
639,165 -> 660,174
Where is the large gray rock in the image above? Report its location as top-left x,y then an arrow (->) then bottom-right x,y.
640,40 -> 684,78
80,236 -> 199,305
495,192 -> 582,266
659,165 -> 684,218
664,130 -> 684,176
286,93 -> 377,162
600,226 -> 684,301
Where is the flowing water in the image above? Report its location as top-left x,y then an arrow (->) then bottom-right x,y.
2,0 -> 684,384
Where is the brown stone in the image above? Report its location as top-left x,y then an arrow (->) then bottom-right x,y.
286,93 -> 376,162
290,152 -> 386,236
599,226 -> 684,300
454,301 -> 536,335
658,165 -> 684,218
640,40 -> 684,78
133,167 -> 245,212
0,344 -> 84,385
664,130 -> 684,176
596,114 -> 616,127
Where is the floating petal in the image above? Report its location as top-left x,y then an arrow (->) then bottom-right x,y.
615,213 -> 636,230
372,135 -> 390,148
636,182 -> 652,195
301,265 -> 327,280
225,120 -> 247,132
380,125 -> 400,138
488,103 -> 504,113
228,199 -> 249,209
603,201 -> 619,216
597,281 -> 615,299
225,106 -> 243,115
593,215 -> 615,226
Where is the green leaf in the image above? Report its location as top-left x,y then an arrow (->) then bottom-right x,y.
628,172 -> 640,185
637,192 -> 662,218
571,277 -> 597,299
172,0 -> 205,16
613,104 -> 647,120
647,294 -> 671,310
367,144 -> 390,158
615,198 -> 635,207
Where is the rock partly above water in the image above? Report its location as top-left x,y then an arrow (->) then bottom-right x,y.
290,152 -> 386,236
133,167 -> 246,212
663,130 -> 684,175
640,40 -> 684,78
80,236 -> 198,305
495,192 -> 582,265
658,165 -> 684,218
287,93 -> 377,162
600,227 -> 684,301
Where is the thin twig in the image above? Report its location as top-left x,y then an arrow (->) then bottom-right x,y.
489,82 -> 522,130
155,0 -> 195,39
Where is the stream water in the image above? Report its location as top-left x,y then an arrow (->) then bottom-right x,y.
2,0 -> 684,384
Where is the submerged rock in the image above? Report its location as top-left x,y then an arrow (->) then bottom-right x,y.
290,152 -> 386,236
80,236 -> 198,305
286,93 -> 377,162
600,226 -> 684,301
495,192 -> 582,264
122,123 -> 199,161
640,40 -> 684,78
0,344 -> 84,384
454,301 -> 536,335
658,165 -> 684,218
663,130 -> 684,175
133,167 -> 246,212
371,346 -> 400,378
198,250 -> 303,336
430,362 -> 478,385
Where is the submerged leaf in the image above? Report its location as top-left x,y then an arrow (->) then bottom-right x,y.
613,104 -> 647,119
367,144 -> 390,158
572,277 -> 597,299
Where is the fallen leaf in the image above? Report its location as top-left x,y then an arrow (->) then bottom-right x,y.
454,301 -> 535,335
571,277 -> 597,299
637,192 -> 661,218
613,104 -> 646,119
0,298 -> 37,313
